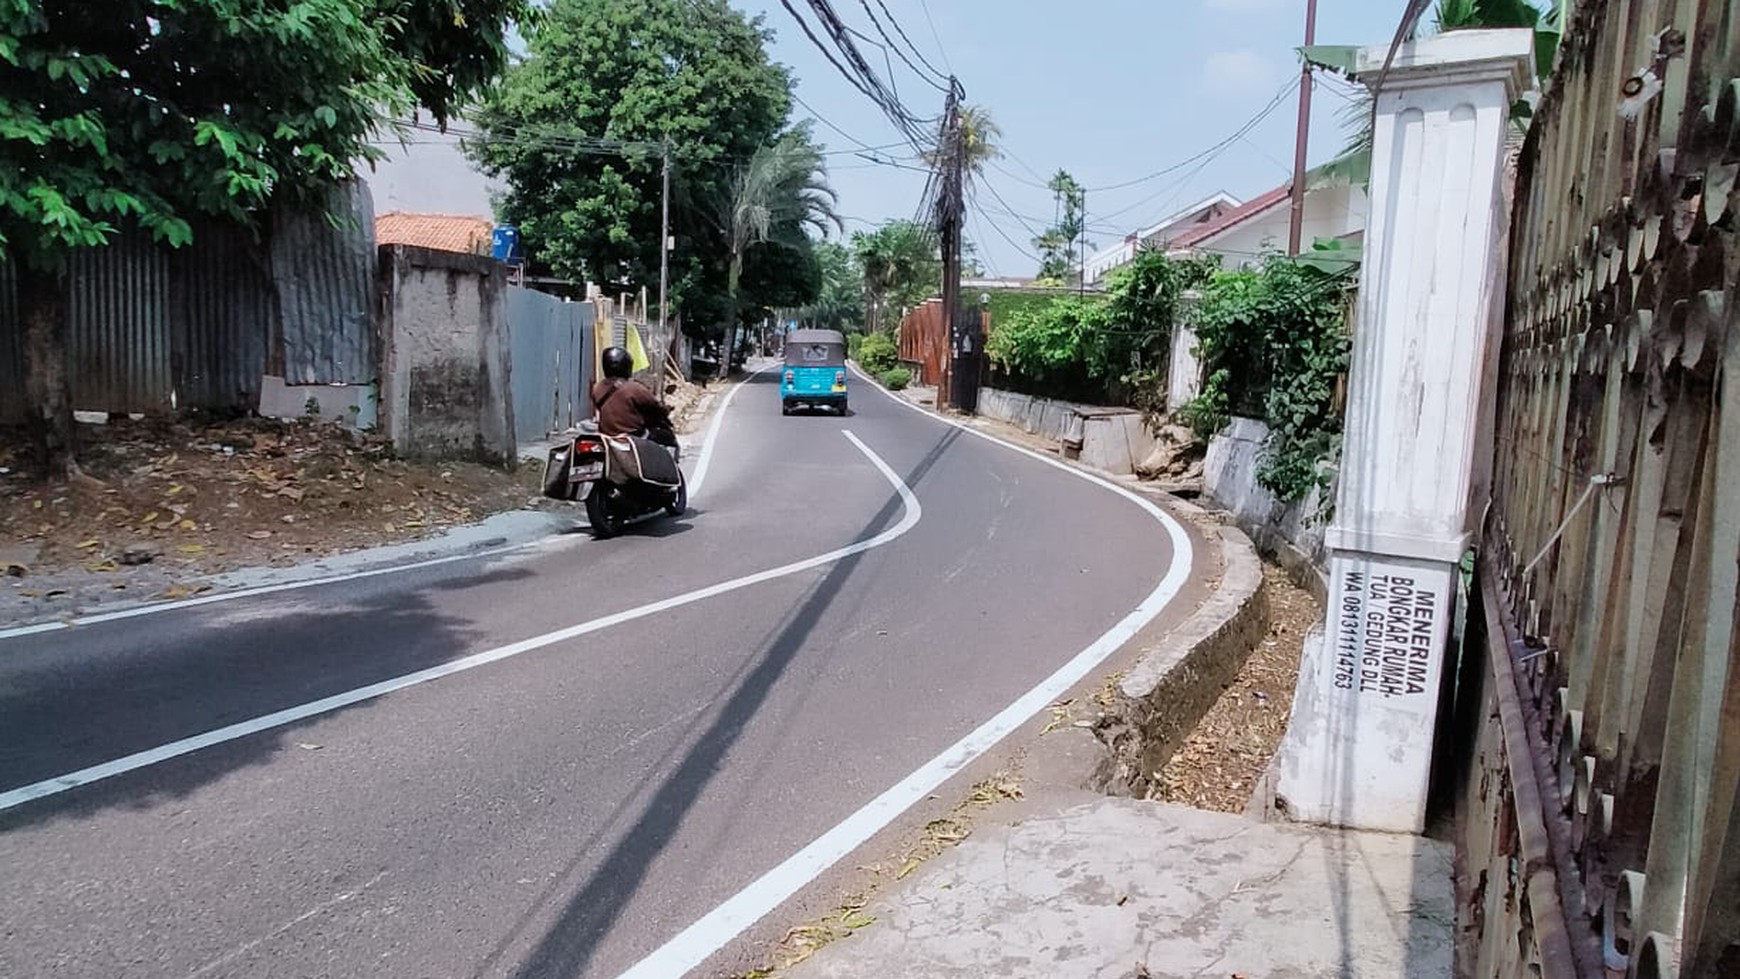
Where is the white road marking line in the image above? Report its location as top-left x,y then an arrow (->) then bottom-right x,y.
687,365 -> 764,501
0,543 -> 530,643
0,430 -> 919,814
0,369 -> 768,644
613,367 -> 1196,979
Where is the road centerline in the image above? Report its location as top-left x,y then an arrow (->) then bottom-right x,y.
0,428 -> 921,814
611,367 -> 1197,979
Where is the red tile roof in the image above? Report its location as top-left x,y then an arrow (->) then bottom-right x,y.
375,212 -> 494,255
1166,184 -> 1294,250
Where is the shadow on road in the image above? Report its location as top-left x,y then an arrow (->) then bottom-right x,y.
495,426 -> 961,979
0,561 -> 536,834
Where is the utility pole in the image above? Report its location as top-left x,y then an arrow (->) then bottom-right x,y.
657,140 -> 672,404
1078,187 -> 1087,297
1287,0 -> 1319,256
939,79 -> 976,413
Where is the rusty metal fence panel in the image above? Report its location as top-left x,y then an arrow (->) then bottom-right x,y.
171,223 -> 274,410
66,231 -> 172,413
0,180 -> 376,421
897,299 -> 947,387
0,261 -> 23,424
1475,2 -> 1740,976
271,181 -> 377,385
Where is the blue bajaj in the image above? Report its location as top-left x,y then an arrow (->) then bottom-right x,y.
780,328 -> 849,415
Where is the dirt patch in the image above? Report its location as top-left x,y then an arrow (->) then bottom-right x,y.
731,771 -> 1026,978
0,416 -> 542,587
1155,562 -> 1318,812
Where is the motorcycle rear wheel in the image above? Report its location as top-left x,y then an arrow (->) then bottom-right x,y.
665,472 -> 688,517
585,485 -> 622,539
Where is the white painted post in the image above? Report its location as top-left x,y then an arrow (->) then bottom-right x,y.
1275,29 -> 1535,833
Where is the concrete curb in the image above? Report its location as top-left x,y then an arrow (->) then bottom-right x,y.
1090,522 -> 1270,798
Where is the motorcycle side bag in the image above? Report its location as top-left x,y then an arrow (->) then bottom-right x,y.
542,443 -> 574,500
604,435 -> 681,490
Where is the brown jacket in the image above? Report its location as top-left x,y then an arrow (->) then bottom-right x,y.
592,379 -> 671,436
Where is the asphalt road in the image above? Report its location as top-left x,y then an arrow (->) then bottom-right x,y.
0,370 -> 1191,979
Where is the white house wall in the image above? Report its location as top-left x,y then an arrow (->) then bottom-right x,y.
1197,185 -> 1368,268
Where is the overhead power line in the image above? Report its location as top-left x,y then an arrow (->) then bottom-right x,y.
777,0 -> 939,151
1084,79 -> 1300,194
864,0 -> 952,87
915,0 -> 955,75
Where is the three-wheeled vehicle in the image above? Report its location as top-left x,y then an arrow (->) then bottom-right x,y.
780,328 -> 849,415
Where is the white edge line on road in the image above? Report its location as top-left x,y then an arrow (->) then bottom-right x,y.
687,365 -> 763,501
0,369 -> 768,644
614,366 -> 1197,979
0,429 -> 918,814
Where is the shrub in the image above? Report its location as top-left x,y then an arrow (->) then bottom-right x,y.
857,332 -> 899,375
1183,255 -> 1353,503
879,366 -> 912,391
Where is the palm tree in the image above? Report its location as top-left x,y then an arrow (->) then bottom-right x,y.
852,220 -> 939,333
957,104 -> 1002,190
921,102 -> 1002,191
718,121 -> 841,372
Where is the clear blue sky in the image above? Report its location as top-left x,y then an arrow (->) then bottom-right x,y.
734,0 -> 1409,276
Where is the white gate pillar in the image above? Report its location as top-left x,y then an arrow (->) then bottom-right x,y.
1276,29 -> 1535,833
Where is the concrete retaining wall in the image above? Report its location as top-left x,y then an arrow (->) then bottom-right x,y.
1202,417 -> 1329,599
1092,523 -> 1270,797
1167,320 -> 1202,413
976,387 -> 1157,476
377,245 -> 515,465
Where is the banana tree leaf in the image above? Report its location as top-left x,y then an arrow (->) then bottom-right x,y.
1307,148 -> 1371,190
1297,241 -> 1362,276
1299,44 -> 1361,77
1534,29 -> 1560,81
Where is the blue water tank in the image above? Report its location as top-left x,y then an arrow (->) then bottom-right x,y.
491,225 -> 523,266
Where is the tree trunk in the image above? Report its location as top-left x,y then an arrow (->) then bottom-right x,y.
18,266 -> 77,478
723,250 -> 742,380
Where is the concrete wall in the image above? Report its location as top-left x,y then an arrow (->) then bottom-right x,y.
976,387 -> 1156,476
377,245 -> 515,465
1202,417 -> 1329,589
258,375 -> 378,429
1167,318 -> 1202,413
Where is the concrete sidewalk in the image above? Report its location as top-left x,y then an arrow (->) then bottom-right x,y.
785,796 -> 1453,979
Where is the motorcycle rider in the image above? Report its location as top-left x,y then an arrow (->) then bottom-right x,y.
592,346 -> 676,448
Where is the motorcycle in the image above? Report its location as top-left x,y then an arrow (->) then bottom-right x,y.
543,421 -> 687,539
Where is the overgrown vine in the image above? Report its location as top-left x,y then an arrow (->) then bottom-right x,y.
1185,253 -> 1353,504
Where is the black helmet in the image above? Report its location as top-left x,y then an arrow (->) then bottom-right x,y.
601,346 -> 633,379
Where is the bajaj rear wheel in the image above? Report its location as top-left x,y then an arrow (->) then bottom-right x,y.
586,485 -> 622,539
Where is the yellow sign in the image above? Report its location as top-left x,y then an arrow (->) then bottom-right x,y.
625,324 -> 651,373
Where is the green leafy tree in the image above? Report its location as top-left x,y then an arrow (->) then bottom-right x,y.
852,219 -> 939,333
1033,169 -> 1085,282
2,0 -> 531,476
716,120 -> 839,373
467,0 -> 793,336
986,250 -> 1212,404
798,240 -> 864,331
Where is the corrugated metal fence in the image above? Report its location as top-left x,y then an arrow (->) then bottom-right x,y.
0,181 -> 376,421
898,299 -> 948,389
506,287 -> 594,444
0,260 -> 26,423
1464,3 -> 1740,976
